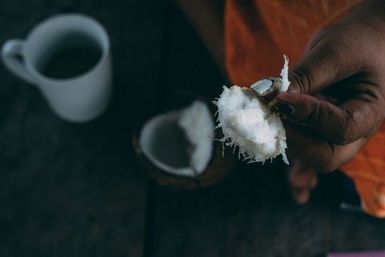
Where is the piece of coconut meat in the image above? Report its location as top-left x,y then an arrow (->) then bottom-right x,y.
139,100 -> 214,177
215,55 -> 290,164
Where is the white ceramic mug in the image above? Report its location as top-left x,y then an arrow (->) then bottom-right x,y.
1,14 -> 112,122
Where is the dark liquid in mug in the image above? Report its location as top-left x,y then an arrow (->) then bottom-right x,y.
42,46 -> 101,79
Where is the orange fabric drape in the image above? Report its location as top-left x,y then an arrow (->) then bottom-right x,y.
225,0 -> 385,217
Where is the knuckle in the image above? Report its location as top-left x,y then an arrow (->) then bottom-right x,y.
288,66 -> 314,93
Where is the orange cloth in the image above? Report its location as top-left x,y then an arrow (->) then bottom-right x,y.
225,0 -> 385,217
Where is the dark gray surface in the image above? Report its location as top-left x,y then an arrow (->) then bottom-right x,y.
0,0 -> 167,256
1,1 -> 385,257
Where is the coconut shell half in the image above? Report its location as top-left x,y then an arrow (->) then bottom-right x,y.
132,100 -> 236,189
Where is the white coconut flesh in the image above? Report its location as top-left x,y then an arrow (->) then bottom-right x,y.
139,101 -> 214,177
215,55 -> 290,164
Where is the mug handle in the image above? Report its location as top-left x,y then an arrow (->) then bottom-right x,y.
1,39 -> 37,85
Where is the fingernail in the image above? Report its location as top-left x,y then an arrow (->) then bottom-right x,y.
269,99 -> 295,116
250,78 -> 281,101
251,79 -> 273,95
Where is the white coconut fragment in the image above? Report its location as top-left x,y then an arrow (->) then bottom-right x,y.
280,55 -> 290,92
139,100 -> 214,177
178,101 -> 214,174
215,55 -> 290,164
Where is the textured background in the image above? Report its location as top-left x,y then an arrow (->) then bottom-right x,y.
1,1 -> 385,257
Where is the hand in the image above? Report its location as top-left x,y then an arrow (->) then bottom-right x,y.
271,0 -> 385,203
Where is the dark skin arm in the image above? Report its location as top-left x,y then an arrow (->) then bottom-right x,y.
175,0 -> 385,203
272,0 -> 385,202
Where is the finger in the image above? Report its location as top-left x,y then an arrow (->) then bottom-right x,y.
285,123 -> 367,172
287,160 -> 317,204
288,37 -> 361,95
292,187 -> 310,204
273,91 -> 382,144
310,175 -> 317,189
288,160 -> 317,190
